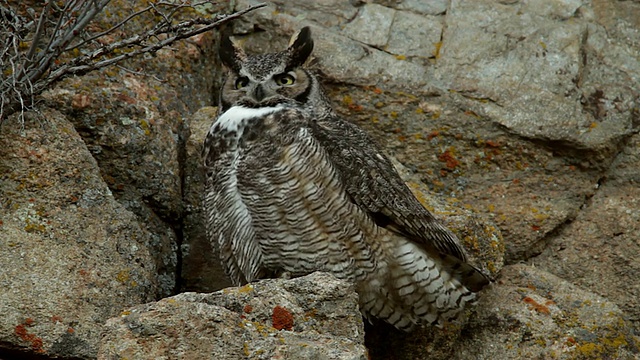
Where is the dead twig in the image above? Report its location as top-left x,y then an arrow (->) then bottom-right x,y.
0,1 -> 266,123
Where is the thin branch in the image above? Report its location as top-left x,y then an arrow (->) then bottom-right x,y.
0,1 -> 267,122
65,3 -> 152,52
116,64 -> 166,83
24,1 -> 51,62
46,3 -> 267,85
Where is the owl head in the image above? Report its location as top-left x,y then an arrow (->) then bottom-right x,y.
218,27 -> 329,113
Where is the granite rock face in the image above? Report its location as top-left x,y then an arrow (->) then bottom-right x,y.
536,132 -> 640,325
0,110 -> 159,359
366,265 -> 639,360
98,272 -> 367,360
453,264 -> 639,360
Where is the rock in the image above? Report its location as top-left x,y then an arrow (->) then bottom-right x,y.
397,0 -> 448,15
454,264 -> 639,360
342,4 -> 396,48
43,71 -> 182,297
386,11 -> 442,59
435,0 -> 638,163
98,272 -> 367,360
0,110 -> 159,359
536,133 -> 640,325
367,264 -> 639,359
181,107 -> 232,292
41,1 -> 226,297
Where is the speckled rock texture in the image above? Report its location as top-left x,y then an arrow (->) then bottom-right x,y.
40,0 -> 225,298
455,264 -> 639,360
366,264 -> 639,359
98,272 -> 367,360
0,110 -> 159,358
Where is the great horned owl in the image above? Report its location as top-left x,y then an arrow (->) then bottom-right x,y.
203,27 -> 489,330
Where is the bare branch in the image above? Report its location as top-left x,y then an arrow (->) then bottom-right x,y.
0,1 -> 267,123
65,4 -> 153,52
24,1 -> 51,63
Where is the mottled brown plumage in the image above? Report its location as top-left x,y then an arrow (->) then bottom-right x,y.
203,27 -> 489,330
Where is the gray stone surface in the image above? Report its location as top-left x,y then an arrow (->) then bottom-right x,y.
43,68 -> 187,298
396,0 -> 448,15
98,272 -> 367,360
366,264 -> 639,359
342,4 -> 396,48
536,132 -> 640,325
454,264 -> 639,360
0,110 -> 159,359
435,0 -> 637,161
387,11 -> 442,58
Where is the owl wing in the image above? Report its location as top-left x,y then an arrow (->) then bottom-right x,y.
310,116 -> 470,263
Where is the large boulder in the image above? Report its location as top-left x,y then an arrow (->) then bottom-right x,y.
366,265 -> 639,360
98,272 -> 367,360
0,110 -> 160,358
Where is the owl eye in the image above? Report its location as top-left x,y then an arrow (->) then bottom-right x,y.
274,73 -> 295,86
235,77 -> 249,89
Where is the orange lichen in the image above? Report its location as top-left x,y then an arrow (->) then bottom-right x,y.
427,131 -> 440,140
272,306 -> 294,331
485,140 -> 500,148
438,149 -> 460,170
348,103 -> 364,112
15,321 -> 44,353
523,296 -> 551,315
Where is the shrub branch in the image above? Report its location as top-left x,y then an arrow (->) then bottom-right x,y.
0,1 -> 266,122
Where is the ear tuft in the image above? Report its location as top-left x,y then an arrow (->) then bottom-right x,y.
219,34 -> 246,72
287,27 -> 314,68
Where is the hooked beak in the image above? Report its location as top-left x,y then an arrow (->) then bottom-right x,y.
251,84 -> 265,102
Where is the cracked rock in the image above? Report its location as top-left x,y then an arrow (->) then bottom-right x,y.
98,272 -> 367,360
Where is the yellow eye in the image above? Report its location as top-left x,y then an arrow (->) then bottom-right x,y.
275,73 -> 295,86
235,77 -> 249,89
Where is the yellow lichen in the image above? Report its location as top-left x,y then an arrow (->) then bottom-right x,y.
116,269 -> 130,283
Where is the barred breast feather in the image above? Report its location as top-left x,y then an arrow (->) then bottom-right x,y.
203,104 -> 489,330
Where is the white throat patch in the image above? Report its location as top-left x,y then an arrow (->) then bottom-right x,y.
213,106 -> 283,133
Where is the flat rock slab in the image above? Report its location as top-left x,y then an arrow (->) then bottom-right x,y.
98,272 -> 367,360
